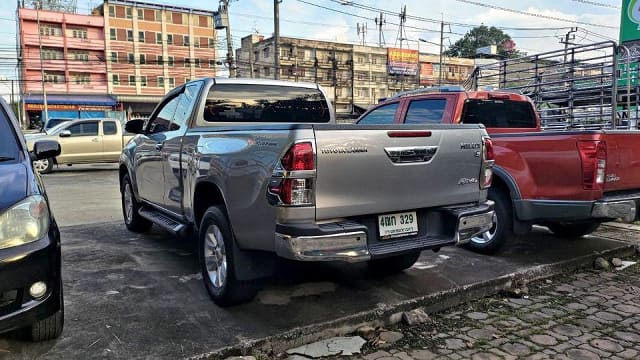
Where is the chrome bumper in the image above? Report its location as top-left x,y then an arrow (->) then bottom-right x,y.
592,200 -> 637,222
275,231 -> 371,262
456,210 -> 496,245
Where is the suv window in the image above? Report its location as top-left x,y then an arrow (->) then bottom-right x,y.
148,96 -> 180,133
67,122 -> 99,136
461,99 -> 537,128
357,102 -> 399,125
0,107 -> 19,162
203,84 -> 330,123
404,99 -> 447,124
103,121 -> 117,135
172,82 -> 202,130
45,118 -> 71,131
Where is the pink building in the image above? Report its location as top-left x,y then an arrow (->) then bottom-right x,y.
19,8 -> 115,125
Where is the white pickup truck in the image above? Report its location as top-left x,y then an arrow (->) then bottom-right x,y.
25,118 -> 133,173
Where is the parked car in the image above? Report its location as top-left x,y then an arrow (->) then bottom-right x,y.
24,118 -> 133,173
120,78 -> 495,306
362,86 -> 640,254
0,97 -> 64,341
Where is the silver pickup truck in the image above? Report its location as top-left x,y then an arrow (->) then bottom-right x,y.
119,78 -> 495,306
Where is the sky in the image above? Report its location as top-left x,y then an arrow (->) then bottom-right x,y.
0,0 -> 622,96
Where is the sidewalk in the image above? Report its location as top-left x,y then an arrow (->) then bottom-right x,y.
349,259 -> 640,360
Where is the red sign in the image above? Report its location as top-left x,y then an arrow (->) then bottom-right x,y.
502,39 -> 516,52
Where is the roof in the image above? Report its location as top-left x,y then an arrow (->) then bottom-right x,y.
25,94 -> 116,106
211,77 -> 319,89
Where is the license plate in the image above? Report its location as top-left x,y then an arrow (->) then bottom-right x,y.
378,211 -> 418,239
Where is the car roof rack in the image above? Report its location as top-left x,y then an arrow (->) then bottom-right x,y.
389,85 -> 465,99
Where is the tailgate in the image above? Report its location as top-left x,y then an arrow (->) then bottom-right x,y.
603,132 -> 640,192
313,125 -> 486,220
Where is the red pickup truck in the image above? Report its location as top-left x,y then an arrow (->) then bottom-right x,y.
356,88 -> 640,254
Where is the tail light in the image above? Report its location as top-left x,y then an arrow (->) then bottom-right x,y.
268,142 -> 316,206
578,140 -> 606,190
480,137 -> 494,189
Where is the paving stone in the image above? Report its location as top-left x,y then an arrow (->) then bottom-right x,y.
466,312 -> 489,320
394,351 -> 413,360
590,339 -> 624,353
554,324 -> 583,337
576,319 -> 600,330
444,338 -> 466,350
618,349 -> 639,359
287,336 -> 367,357
578,343 -> 611,358
530,334 -> 558,346
225,357 -> 256,360
501,342 -> 531,356
409,349 -> 438,360
613,331 -> 640,343
379,331 -> 404,346
594,311 -> 623,322
467,328 -> 494,340
566,303 -> 589,311
553,342 -> 574,353
615,304 -> 640,314
471,353 -> 501,360
547,330 -> 569,341
363,350 -> 392,360
509,298 -> 532,306
565,348 -> 602,360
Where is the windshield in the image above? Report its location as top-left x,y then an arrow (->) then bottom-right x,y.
45,118 -> 72,131
0,107 -> 20,162
46,121 -> 72,135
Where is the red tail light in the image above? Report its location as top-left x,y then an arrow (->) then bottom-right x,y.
578,141 -> 606,190
480,137 -> 494,189
281,142 -> 315,171
268,142 -> 316,206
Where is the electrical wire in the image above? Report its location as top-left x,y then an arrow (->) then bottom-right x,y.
570,0 -> 620,9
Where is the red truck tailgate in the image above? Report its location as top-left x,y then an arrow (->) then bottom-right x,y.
603,132 -> 640,192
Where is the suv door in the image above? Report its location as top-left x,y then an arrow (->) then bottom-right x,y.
163,82 -> 202,214
56,121 -> 101,163
134,94 -> 180,206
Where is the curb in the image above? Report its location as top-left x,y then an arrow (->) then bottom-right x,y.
192,243 -> 637,359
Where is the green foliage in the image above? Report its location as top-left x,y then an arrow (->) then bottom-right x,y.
444,25 -> 520,58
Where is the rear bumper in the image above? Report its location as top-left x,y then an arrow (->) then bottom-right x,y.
514,194 -> 639,222
0,227 -> 62,335
275,201 -> 494,262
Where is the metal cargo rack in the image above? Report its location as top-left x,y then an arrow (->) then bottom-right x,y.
464,41 -> 640,131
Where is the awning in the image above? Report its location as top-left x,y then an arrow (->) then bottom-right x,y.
25,94 -> 116,106
115,95 -> 164,103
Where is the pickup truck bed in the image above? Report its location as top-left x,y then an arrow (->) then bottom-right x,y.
120,78 -> 495,305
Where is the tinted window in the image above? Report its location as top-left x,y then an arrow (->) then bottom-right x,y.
103,121 -> 117,135
67,122 -> 99,136
46,118 -> 71,130
462,99 -> 537,128
203,84 -> 330,123
149,96 -> 180,133
357,103 -> 399,125
0,108 -> 19,161
404,99 -> 447,124
172,82 -> 202,130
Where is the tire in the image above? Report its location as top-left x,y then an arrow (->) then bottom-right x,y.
547,221 -> 601,238
29,280 -> 64,341
199,206 -> 257,306
33,157 -> 54,174
465,187 -> 513,255
121,173 -> 152,233
368,251 -> 421,275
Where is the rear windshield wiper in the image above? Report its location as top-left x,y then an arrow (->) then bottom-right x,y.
0,156 -> 15,162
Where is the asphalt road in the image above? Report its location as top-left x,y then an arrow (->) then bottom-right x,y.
0,167 -> 636,359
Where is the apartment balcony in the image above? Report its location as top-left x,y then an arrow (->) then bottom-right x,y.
23,35 -> 65,48
66,38 -> 105,51
24,58 -> 66,72
66,60 -> 107,73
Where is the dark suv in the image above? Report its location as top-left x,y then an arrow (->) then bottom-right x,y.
0,98 -> 64,341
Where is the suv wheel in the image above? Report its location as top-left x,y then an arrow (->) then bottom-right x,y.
199,206 -> 257,306
29,280 -> 64,341
121,173 -> 152,233
547,221 -> 601,238
33,157 -> 53,174
465,187 -> 512,255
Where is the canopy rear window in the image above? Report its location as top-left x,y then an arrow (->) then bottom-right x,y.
461,99 -> 537,128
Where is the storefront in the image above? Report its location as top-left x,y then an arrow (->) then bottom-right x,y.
24,94 -> 117,129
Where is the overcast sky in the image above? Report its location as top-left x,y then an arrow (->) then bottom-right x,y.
0,0 -> 622,94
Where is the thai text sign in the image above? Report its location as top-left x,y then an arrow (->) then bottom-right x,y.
388,48 -> 419,76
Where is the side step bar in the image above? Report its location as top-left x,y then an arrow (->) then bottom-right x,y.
139,207 -> 186,235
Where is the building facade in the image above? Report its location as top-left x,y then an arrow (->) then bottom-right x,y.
352,45 -> 389,108
419,54 -> 474,87
18,7 -> 115,126
94,0 -> 217,115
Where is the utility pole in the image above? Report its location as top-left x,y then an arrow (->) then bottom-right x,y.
357,22 -> 367,46
35,0 -> 48,125
560,27 -> 578,64
274,0 -> 281,80
438,19 -> 444,86
219,0 -> 235,77
375,12 -> 385,48
330,49 -> 337,118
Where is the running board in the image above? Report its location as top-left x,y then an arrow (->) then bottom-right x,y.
139,207 -> 186,235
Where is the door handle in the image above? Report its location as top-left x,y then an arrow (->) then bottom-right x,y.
91,138 -> 99,142
155,143 -> 164,151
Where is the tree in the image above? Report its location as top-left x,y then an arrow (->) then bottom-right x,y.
444,25 -> 519,58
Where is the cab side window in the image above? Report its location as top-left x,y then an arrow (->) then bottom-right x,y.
404,99 -> 447,124
171,82 -> 202,131
148,96 -> 180,134
67,122 -> 99,136
357,102 -> 399,125
103,121 -> 117,135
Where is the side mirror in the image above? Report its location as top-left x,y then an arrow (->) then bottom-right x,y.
125,119 -> 145,134
59,130 -> 72,138
32,140 -> 61,160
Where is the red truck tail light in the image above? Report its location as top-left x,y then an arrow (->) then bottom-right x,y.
480,137 -> 494,189
578,141 -> 606,190
268,141 -> 316,206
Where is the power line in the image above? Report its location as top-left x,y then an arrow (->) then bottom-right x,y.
453,0 -> 617,29
570,0 -> 620,9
